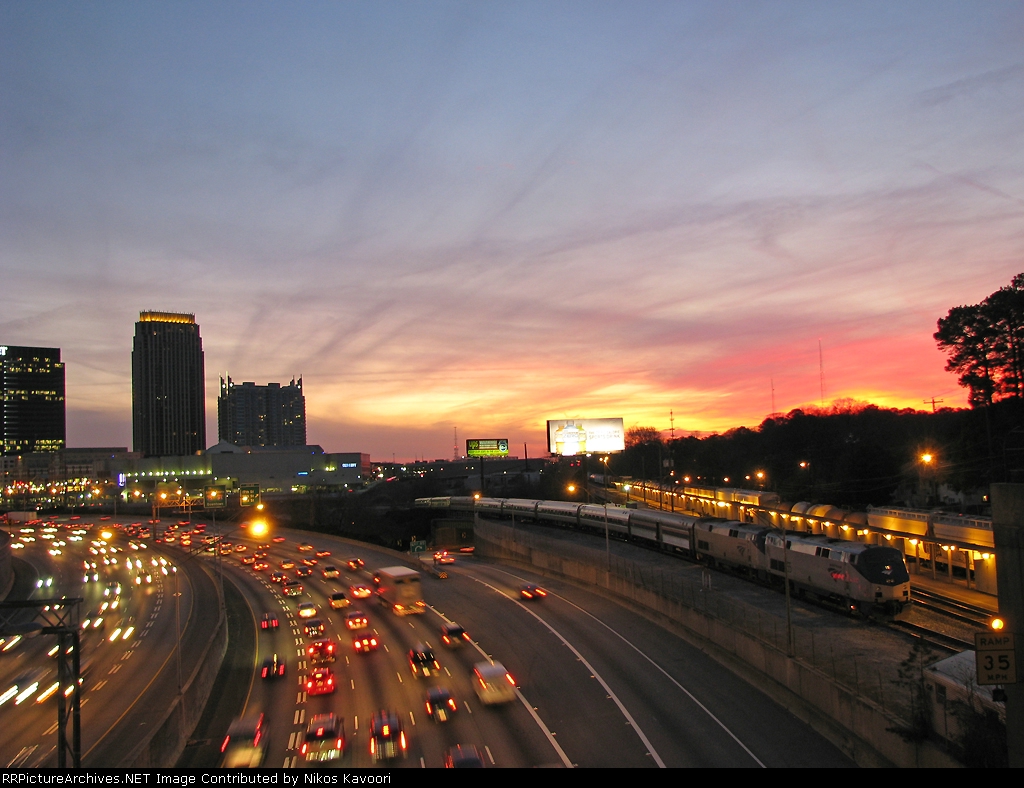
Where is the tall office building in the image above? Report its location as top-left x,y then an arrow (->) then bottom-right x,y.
132,312 -> 205,457
1,345 -> 66,455
218,377 -> 306,448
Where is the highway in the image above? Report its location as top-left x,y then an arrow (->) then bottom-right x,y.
193,524 -> 854,768
0,516 -> 218,768
2,515 -> 854,768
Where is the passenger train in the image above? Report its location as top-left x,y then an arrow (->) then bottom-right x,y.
417,496 -> 912,616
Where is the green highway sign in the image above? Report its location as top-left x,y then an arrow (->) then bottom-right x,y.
239,484 -> 261,507
204,485 -> 227,509
410,539 -> 427,553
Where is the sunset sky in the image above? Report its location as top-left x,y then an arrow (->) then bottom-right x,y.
3,2 -> 1023,461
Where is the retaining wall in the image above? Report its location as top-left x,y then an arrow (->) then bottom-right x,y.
119,558 -> 228,768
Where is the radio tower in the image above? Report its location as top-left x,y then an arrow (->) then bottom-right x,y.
670,410 -> 675,441
818,339 -> 825,408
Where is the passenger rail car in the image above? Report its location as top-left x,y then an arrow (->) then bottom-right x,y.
417,496 -> 911,615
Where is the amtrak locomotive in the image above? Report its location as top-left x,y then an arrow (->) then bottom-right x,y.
418,496 -> 911,616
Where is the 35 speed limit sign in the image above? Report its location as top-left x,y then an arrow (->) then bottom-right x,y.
975,632 -> 1016,685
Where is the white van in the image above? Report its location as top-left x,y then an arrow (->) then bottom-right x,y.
473,661 -> 516,705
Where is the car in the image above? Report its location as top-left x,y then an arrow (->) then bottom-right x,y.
425,687 -> 457,722
261,613 -> 279,630
100,515 -> 111,521
304,619 -> 325,638
272,536 -> 286,543
253,550 -> 268,559
328,592 -> 349,610
322,565 -> 340,579
234,544 -> 247,553
220,714 -> 266,768
473,661 -> 516,705
440,623 -> 470,648
241,555 -> 256,565
297,602 -> 317,618
260,653 -> 285,679
295,567 -> 313,578
344,610 -> 368,630
316,550 -> 331,558
519,584 -> 547,600
297,543 -> 314,552
353,634 -> 379,653
307,639 -> 337,664
301,558 -> 318,567
270,572 -> 287,584
433,550 -> 455,565
346,558 -> 365,571
279,560 -> 295,570
408,644 -> 440,678
305,666 -> 335,696
253,561 -> 270,572
282,582 -> 303,597
349,584 -> 372,599
368,711 -> 407,761
444,744 -> 485,768
300,713 -> 345,763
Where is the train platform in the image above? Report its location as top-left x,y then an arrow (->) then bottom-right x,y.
910,572 -> 998,613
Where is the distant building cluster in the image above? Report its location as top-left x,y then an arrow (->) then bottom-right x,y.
2,311 -> 364,510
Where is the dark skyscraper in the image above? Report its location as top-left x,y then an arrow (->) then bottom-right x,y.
218,377 -> 306,448
132,312 -> 206,457
1,345 -> 66,455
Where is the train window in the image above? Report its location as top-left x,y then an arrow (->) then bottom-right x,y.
728,530 -> 738,538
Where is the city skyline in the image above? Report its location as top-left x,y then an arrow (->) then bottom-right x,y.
2,3 -> 1023,461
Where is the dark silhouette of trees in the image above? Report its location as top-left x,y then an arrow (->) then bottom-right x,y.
936,273 -> 1024,406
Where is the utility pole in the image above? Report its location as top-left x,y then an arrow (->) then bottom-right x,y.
923,397 -> 944,412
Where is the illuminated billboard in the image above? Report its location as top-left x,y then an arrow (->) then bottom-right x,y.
546,419 -> 625,456
467,438 -> 509,458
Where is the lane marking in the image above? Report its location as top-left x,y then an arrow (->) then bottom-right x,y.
460,576 -> 668,767
485,745 -> 495,765
487,566 -> 766,768
425,601 -> 573,768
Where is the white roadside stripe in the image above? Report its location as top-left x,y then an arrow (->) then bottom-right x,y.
490,566 -> 766,768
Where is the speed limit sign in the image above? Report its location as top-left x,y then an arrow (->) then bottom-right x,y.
975,632 -> 1016,685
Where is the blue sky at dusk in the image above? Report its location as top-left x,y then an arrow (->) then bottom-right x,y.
2,2 -> 1023,460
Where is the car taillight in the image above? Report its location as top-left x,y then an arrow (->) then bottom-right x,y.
220,736 -> 230,753
370,738 -> 375,755
425,702 -> 432,713
307,681 -> 312,689
442,636 -> 450,644
448,698 -> 456,710
400,731 -> 407,749
506,673 -> 515,685
336,738 -> 344,749
301,743 -> 307,754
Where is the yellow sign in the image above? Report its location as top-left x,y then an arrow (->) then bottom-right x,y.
975,632 -> 1016,686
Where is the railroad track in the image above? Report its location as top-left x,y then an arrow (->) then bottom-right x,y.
888,619 -> 971,653
911,588 -> 996,628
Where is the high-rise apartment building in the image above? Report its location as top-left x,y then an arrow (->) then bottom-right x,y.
132,312 -> 205,457
1,345 -> 66,455
218,377 -> 306,448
